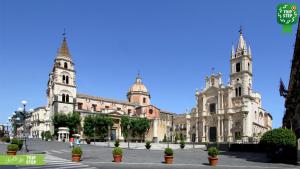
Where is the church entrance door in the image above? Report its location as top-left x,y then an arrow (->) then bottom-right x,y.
111,129 -> 116,141
209,127 -> 217,142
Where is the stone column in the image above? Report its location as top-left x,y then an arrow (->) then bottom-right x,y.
153,119 -> 158,143
227,116 -> 233,142
221,119 -> 224,142
186,119 -> 191,142
242,113 -> 248,143
217,91 -> 221,112
202,96 -> 206,115
202,119 -> 206,142
217,116 -> 221,142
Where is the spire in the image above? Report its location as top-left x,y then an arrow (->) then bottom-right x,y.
136,72 -> 142,84
236,26 -> 247,52
248,45 -> 252,56
57,30 -> 71,58
231,44 -> 235,58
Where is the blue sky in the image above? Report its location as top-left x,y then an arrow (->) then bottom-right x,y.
0,1 -> 298,128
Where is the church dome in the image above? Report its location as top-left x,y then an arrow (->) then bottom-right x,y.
128,74 -> 148,93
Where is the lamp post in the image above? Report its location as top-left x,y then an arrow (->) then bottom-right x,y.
127,124 -> 130,149
108,125 -> 111,147
13,100 -> 33,152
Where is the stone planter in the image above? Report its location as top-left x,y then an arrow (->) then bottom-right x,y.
164,156 -> 173,164
72,154 -> 81,162
113,155 -> 122,163
7,151 -> 17,156
208,157 -> 218,166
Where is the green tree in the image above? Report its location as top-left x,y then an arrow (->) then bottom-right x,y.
134,118 -> 150,141
120,116 -> 131,139
83,115 -> 95,140
94,114 -> 113,140
66,112 -> 81,133
121,116 -> 150,141
52,112 -> 81,137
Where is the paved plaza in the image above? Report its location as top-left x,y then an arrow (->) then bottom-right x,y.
0,139 -> 298,169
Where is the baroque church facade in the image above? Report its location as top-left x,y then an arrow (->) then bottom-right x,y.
173,31 -> 273,143
31,36 -> 174,142
195,30 -> 272,143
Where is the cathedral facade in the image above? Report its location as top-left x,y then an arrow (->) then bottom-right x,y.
31,36 -> 174,142
195,31 -> 272,143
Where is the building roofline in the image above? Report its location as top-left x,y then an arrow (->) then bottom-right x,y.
77,93 -> 137,106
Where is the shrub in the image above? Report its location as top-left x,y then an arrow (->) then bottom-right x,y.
7,144 -> 19,151
208,147 -> 219,158
164,147 -> 173,156
44,131 -> 52,140
259,128 -> 297,163
180,140 -> 185,149
114,139 -> 120,147
72,147 -> 83,155
145,140 -> 151,149
260,128 -> 296,148
11,138 -> 23,150
1,136 -> 10,143
113,147 -> 123,156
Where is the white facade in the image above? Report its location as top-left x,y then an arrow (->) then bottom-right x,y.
195,31 -> 272,143
30,107 -> 51,138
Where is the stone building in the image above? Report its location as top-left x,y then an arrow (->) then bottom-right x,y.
30,35 -> 174,142
281,19 -> 300,138
174,30 -> 272,143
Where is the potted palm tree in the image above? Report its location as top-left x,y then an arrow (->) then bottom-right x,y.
72,147 -> 83,162
145,140 -> 151,150
112,147 -> 123,162
208,147 -> 219,166
164,147 -> 173,164
7,144 -> 18,155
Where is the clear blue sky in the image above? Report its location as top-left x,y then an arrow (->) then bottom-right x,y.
0,1 -> 298,128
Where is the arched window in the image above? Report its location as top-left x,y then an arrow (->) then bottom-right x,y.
66,76 -> 69,84
236,63 -> 241,72
64,62 -> 68,69
143,98 -> 146,103
62,75 -> 66,83
235,88 -> 238,97
149,109 -> 153,114
62,94 -> 66,103
66,94 -> 69,103
238,87 -> 242,96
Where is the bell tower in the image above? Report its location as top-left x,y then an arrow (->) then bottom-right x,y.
230,28 -> 253,97
47,33 -> 77,114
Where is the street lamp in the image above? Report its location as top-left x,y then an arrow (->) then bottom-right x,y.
108,125 -> 111,147
13,100 -> 32,152
127,124 -> 130,149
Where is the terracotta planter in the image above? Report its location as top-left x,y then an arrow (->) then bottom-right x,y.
164,155 -> 173,164
72,154 -> 81,162
7,151 -> 17,156
208,157 -> 218,166
113,155 -> 122,163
